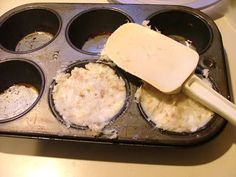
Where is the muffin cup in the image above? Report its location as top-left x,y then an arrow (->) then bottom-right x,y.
146,9 -> 213,54
0,59 -> 45,123
66,8 -> 133,55
0,8 -> 61,53
137,71 -> 223,137
48,59 -> 131,130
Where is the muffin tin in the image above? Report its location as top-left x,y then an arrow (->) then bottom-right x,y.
0,3 -> 230,146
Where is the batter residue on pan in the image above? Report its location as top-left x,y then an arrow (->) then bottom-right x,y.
0,84 -> 38,120
52,63 -> 127,131
82,34 -> 111,53
15,32 -> 54,52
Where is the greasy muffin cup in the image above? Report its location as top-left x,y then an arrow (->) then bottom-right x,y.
49,60 -> 130,131
66,8 -> 133,55
0,59 -> 45,122
146,9 -> 212,54
0,8 -> 61,53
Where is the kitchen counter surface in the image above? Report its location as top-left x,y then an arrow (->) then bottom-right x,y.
0,1 -> 236,177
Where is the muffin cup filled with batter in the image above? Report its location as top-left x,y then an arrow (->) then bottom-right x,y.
136,75 -> 218,135
49,60 -> 130,131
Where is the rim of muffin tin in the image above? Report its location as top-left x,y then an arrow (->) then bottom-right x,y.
65,7 -> 134,55
48,59 -> 131,130
0,58 -> 45,123
0,7 -> 62,54
136,74 -> 223,136
145,8 -> 213,54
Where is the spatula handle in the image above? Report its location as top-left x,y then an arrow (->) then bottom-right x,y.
183,74 -> 236,126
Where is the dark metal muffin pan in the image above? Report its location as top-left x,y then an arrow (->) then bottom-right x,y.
0,3 -> 230,146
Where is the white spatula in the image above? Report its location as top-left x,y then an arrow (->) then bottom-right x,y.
102,23 -> 236,126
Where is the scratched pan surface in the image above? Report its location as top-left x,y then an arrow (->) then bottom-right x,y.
0,3 -> 230,146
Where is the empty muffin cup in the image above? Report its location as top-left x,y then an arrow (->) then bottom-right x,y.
49,60 -> 130,131
0,8 -> 61,53
146,10 -> 212,54
0,59 -> 45,122
66,8 -> 133,54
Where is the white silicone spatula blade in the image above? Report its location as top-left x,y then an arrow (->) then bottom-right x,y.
102,23 -> 199,93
